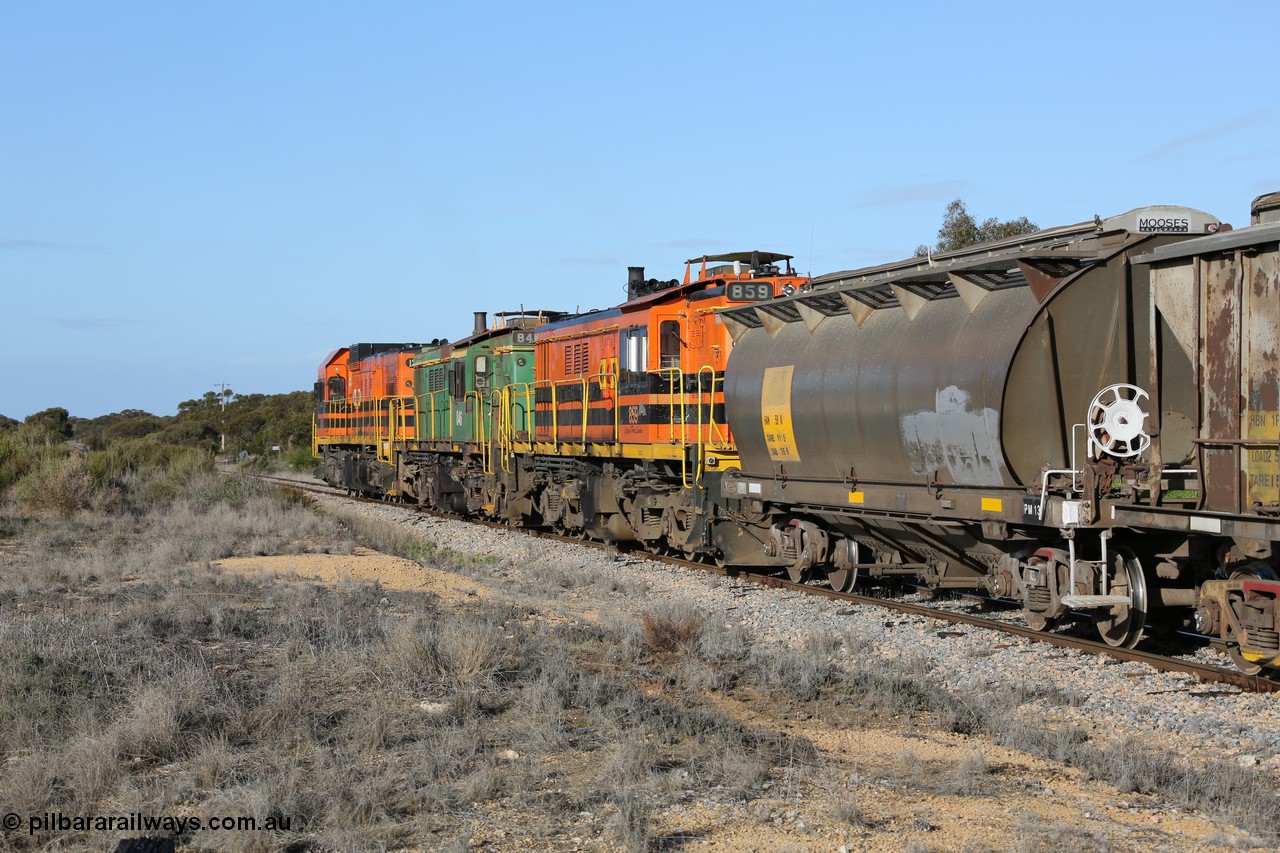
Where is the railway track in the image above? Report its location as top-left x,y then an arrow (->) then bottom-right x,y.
250,471 -> 1280,694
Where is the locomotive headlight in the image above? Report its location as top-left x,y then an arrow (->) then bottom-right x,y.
782,283 -> 795,297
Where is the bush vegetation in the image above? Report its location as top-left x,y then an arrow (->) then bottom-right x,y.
3,387 -> 317,468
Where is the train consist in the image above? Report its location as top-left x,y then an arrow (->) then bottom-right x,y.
314,195 -> 1280,675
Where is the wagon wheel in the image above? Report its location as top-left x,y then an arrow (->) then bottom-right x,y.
1023,609 -> 1057,632
1225,620 -> 1265,676
827,540 -> 861,593
826,566 -> 858,593
786,563 -> 812,584
1093,551 -> 1148,648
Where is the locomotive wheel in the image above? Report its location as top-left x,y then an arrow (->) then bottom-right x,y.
1093,553 -> 1148,649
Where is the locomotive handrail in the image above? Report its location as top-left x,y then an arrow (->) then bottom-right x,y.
374,396 -> 415,464
696,364 -> 729,450
651,367 -> 686,446
580,375 -> 589,449
468,390 -> 491,474
583,366 -> 619,446
490,387 -> 513,474
651,367 -> 690,487
530,372 -> 617,447
692,364 -> 730,489
382,398 -> 395,463
506,382 -> 536,449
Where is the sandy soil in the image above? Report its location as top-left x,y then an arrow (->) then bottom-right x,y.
211,548 -> 1268,852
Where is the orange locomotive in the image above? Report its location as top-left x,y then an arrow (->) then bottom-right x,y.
503,251 -> 807,554
312,252 -> 807,561
313,342 -> 428,493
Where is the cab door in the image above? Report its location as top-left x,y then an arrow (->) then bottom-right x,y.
653,311 -> 687,442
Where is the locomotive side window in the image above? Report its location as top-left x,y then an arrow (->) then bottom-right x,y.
659,320 -> 682,370
452,359 -> 466,401
619,326 -> 648,389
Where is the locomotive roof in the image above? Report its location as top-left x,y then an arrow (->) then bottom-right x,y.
347,342 -> 428,363
684,251 -> 793,265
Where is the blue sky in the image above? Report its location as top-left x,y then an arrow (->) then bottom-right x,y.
3,1 -> 1277,420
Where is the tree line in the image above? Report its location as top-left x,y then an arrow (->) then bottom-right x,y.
3,389 -> 314,458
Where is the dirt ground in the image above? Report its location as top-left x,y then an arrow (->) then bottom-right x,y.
211,549 -> 1267,852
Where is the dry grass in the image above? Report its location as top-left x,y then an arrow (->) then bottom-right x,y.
3,458 -> 1277,850
0,465 -> 828,850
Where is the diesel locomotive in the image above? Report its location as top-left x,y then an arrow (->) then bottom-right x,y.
314,195 -> 1280,675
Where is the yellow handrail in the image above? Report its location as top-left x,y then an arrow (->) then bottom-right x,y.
374,398 -> 385,460
469,390 -> 491,474
650,367 -> 690,486
492,387 -> 512,472
506,382 -> 535,447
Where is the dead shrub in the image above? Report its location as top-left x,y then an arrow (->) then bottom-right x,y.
640,609 -> 704,654
829,793 -> 873,827
607,788 -> 651,853
439,619 -> 504,683
941,749 -> 992,796
59,730 -> 123,810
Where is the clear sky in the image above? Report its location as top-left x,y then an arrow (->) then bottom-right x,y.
3,1 -> 1277,420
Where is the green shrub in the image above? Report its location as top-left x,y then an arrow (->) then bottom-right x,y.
0,434 -> 36,491
0,425 -> 72,490
14,454 -> 93,515
85,439 -> 192,487
287,445 -> 317,472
